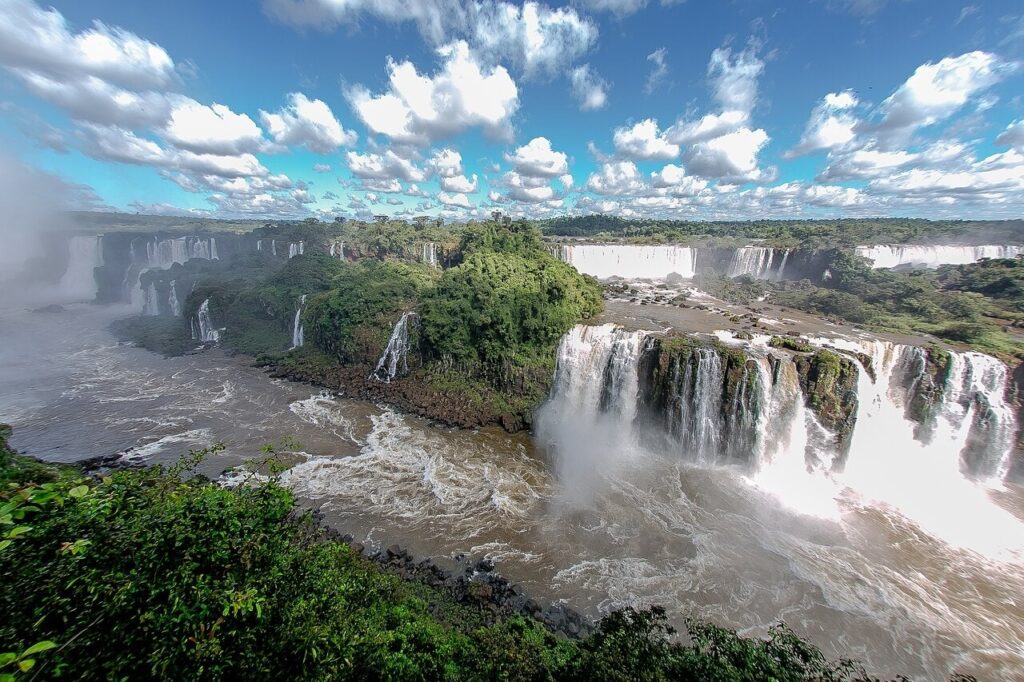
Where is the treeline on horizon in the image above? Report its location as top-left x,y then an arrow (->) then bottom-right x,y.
538,216 -> 1024,248
66,211 -> 1024,249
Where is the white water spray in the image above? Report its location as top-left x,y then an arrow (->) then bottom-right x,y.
372,312 -> 418,382
291,295 -> 307,349
191,298 -> 221,344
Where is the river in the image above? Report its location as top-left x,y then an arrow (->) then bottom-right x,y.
2,296 -> 1023,680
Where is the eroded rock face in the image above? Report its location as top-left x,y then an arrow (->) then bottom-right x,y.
793,350 -> 859,455
903,345 -> 953,444
1010,361 -> 1024,480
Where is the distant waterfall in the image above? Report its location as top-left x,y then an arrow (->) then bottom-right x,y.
59,235 -> 104,300
291,295 -> 307,349
144,236 -> 217,269
856,244 -> 1024,269
167,281 -> 180,317
371,312 -> 418,382
190,299 -> 221,344
143,282 -> 159,316
271,240 -> 277,256
555,244 -> 697,279
125,236 -> 218,308
422,242 -> 438,267
289,241 -> 305,258
727,247 -> 790,280
541,325 -> 1018,491
329,241 -> 345,259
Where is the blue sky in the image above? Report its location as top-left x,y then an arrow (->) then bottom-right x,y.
1,0 -> 1023,221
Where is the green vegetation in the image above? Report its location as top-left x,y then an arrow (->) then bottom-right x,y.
770,252 -> 1024,359
769,336 -> 813,353
304,260 -> 438,365
0,427 -> 884,681
420,224 -> 603,370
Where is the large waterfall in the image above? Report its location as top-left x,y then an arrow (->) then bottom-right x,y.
539,326 -> 1019,514
330,241 -> 345,259
856,245 -> 1024,269
289,242 -> 305,258
727,247 -> 790,280
554,244 -> 697,279
59,235 -> 104,299
291,295 -> 307,349
122,236 -> 218,307
190,298 -> 221,344
145,236 -> 218,269
372,312 -> 418,382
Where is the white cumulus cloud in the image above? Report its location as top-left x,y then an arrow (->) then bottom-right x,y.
347,41 -> 518,146
260,93 -> 356,153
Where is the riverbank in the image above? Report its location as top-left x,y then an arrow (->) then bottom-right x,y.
262,346 -> 545,433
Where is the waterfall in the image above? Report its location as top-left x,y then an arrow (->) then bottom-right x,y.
727,247 -> 790,280
167,281 -> 180,317
271,240 -> 277,256
856,244 -> 1024,269
291,295 -> 307,349
543,326 -> 1017,484
126,236 -> 217,308
289,241 -> 305,258
556,244 -> 697,279
329,241 -> 345,259
422,242 -> 438,267
371,312 -> 418,382
143,282 -> 159,316
59,235 -> 103,299
542,324 -> 1021,550
190,298 -> 221,343
256,239 -> 263,252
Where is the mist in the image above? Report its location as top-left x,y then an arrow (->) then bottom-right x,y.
0,153 -> 85,303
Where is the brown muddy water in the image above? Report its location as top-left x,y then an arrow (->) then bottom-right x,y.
2,299 -> 1023,680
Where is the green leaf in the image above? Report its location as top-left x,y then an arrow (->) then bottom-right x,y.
0,540 -> 11,552
22,641 -> 57,656
17,659 -> 34,672
6,526 -> 31,539
0,653 -> 17,666
68,485 -> 89,499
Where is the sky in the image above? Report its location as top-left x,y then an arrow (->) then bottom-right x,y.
1,0 -> 1024,222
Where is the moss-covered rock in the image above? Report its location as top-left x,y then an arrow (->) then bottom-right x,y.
769,336 -> 813,353
794,350 -> 859,455
904,344 -> 953,443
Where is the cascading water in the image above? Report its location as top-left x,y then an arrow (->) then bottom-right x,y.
124,236 -> 218,308
190,298 -> 221,344
855,244 -> 1024,269
727,247 -> 790,280
556,244 -> 697,279
422,242 -> 438,267
289,241 -> 305,258
535,325 -> 647,496
143,282 -> 159,316
59,235 -> 104,300
167,281 -> 180,317
542,325 -> 1020,545
372,312 -> 417,382
291,295 -> 307,349
329,241 -> 345,259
